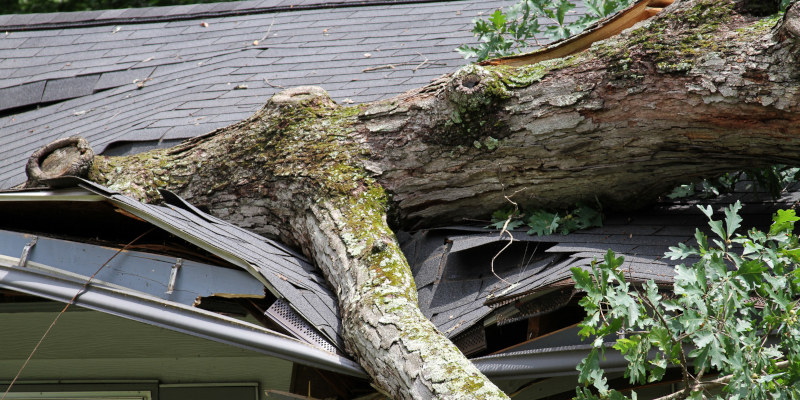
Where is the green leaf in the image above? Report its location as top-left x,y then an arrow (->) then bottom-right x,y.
648,327 -> 673,349
736,260 -> 766,287
574,204 -> 604,229
648,353 -> 667,383
678,306 -> 705,330
572,267 -> 594,292
771,209 -> 800,235
609,291 -> 640,326
688,390 -> 704,400
693,327 -> 715,348
667,183 -> 695,199
577,348 -> 609,394
559,214 -> 580,235
644,280 -> 661,305
725,201 -> 743,239
694,229 -> 709,253
555,0 -> 575,25
708,219 -> 726,242
488,9 -> 507,30
674,264 -> 701,298
596,317 -> 624,339
578,311 -> 601,338
665,242 -> 699,259
489,207 -> 523,229
603,249 -> 625,270
526,209 -> 560,236
734,318 -> 752,333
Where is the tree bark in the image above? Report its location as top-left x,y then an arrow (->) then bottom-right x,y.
34,0 -> 800,398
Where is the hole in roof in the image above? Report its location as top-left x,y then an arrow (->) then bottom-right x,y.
102,139 -> 185,157
0,200 -> 235,268
0,100 -> 58,119
443,240 -> 556,281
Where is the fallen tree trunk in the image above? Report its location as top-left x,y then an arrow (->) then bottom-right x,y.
27,0 -> 800,398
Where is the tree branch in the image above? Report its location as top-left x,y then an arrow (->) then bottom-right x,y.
652,360 -> 791,400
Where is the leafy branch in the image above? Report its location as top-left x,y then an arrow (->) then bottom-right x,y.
667,165 -> 800,200
572,202 -> 800,399
489,202 -> 603,236
457,0 -> 635,61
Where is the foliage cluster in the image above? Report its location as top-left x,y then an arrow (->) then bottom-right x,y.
668,166 -> 800,200
457,0 -> 635,61
572,202 -> 800,399
490,203 -> 603,235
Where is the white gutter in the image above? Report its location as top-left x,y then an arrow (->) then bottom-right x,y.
0,188 -> 104,202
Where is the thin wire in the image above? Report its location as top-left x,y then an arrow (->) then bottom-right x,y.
1,228 -> 155,400
492,189 -> 526,287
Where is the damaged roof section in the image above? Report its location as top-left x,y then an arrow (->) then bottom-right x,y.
401,219 -> 691,343
0,177 -> 344,356
0,258 -> 364,377
401,184 -> 800,360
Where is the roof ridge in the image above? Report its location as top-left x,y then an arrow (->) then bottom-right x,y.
0,0 -> 463,32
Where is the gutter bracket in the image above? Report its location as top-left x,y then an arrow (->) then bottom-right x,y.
17,236 -> 38,268
166,258 -> 182,294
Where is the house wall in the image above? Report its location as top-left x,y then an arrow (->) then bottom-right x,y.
0,307 -> 293,400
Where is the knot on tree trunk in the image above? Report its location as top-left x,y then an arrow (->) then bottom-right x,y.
446,65 -> 504,106
265,86 -> 339,114
423,65 -> 511,146
25,136 -> 94,187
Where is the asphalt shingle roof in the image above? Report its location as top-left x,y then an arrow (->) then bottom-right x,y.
0,0 -> 588,189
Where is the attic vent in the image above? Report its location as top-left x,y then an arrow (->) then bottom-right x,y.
266,299 -> 336,354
